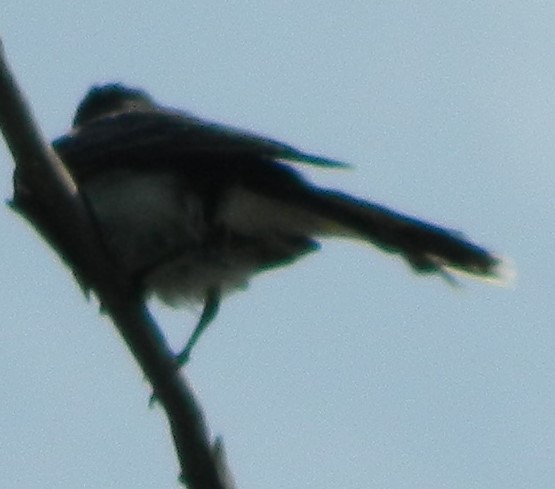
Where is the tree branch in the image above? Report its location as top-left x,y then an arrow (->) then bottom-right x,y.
0,38 -> 234,489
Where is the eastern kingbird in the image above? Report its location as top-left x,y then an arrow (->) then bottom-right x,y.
13,84 -> 507,363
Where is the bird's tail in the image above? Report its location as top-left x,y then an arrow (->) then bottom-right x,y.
299,188 -> 509,283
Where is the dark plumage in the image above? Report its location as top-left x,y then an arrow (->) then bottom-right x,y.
14,83 -> 508,362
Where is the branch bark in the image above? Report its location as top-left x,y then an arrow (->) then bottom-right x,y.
0,38 -> 234,489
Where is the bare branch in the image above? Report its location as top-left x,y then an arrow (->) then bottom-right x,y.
0,38 -> 233,489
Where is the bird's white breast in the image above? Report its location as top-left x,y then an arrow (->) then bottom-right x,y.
81,170 -> 265,305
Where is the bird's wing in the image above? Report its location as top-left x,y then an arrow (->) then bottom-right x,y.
175,112 -> 350,168
53,110 -> 349,176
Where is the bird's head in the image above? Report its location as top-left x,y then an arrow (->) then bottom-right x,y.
72,83 -> 157,128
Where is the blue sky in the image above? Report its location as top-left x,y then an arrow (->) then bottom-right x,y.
1,2 -> 553,488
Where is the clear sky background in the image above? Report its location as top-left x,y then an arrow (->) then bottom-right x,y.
0,2 -> 553,488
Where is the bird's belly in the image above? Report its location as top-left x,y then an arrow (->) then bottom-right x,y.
81,171 -> 320,305
82,170 -> 217,300
144,254 -> 254,305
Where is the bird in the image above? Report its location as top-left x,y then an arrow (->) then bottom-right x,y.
13,83 -> 507,364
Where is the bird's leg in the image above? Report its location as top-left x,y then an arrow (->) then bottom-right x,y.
148,287 -> 221,407
176,287 -> 221,366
